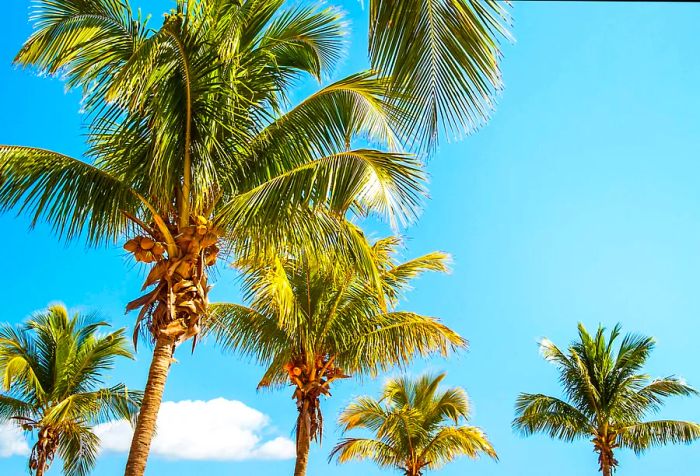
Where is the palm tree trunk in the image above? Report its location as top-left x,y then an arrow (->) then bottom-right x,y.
294,400 -> 311,476
124,335 -> 175,476
602,464 -> 611,476
35,457 -> 46,476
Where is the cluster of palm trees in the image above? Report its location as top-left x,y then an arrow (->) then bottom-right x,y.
4,308 -> 699,476
0,1 -> 698,476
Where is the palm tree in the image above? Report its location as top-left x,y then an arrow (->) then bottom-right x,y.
0,304 -> 141,476
1,2 -> 509,474
207,237 -> 466,476
330,372 -> 497,476
513,323 -> 700,476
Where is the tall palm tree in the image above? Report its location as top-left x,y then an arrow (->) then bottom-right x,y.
330,372 -> 497,476
513,323 -> 700,476
0,304 -> 141,476
2,2 -> 509,474
207,237 -> 466,476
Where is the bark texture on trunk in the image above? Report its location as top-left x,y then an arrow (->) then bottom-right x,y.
35,459 -> 46,476
124,336 -> 175,476
602,463 -> 612,476
294,402 -> 311,476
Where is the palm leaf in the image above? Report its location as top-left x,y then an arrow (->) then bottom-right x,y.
368,0 -> 511,149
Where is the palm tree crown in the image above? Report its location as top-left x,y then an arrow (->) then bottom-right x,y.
331,372 -> 497,476
0,305 -> 141,476
207,236 -> 465,475
513,323 -> 700,476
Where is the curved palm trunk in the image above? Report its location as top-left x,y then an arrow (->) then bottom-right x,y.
294,400 -> 311,476
124,336 -> 175,476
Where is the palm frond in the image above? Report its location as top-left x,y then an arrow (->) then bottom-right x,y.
329,438 -> 400,468
218,149 -> 425,232
513,393 -> 593,441
258,5 -> 347,80
368,0 -> 511,149
58,422 -> 100,476
337,312 -> 465,376
618,420 -> 700,454
421,425 -> 497,467
0,146 -> 143,245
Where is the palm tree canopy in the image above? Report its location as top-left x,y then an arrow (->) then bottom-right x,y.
0,304 -> 142,476
513,323 -> 700,454
1,0 -> 437,349
331,372 -> 497,474
207,236 -> 465,387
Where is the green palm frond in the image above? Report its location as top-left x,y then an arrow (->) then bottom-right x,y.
247,72 -> 405,171
337,312 -> 465,376
15,0 -> 148,103
368,0 -> 511,149
0,146 -> 143,245
58,422 -> 100,476
618,420 -> 700,454
205,303 -> 290,363
217,149 -> 425,232
258,5 -> 347,80
209,236 -> 460,394
329,438 -> 400,468
421,426 -> 497,467
513,394 -> 593,441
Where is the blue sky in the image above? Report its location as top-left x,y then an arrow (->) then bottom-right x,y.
3,1 -> 700,475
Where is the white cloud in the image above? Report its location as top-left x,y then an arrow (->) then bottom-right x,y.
94,398 -> 295,461
0,422 -> 30,457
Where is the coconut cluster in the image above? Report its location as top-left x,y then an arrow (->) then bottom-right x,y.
122,215 -> 220,267
123,215 -> 222,343
285,356 -> 349,397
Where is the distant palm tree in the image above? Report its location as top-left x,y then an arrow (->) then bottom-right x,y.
208,237 -> 465,476
331,372 -> 497,476
513,323 -> 700,476
0,305 -> 141,476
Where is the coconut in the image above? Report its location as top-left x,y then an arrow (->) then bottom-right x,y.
152,242 -> 165,256
124,238 -> 140,252
139,237 -> 155,250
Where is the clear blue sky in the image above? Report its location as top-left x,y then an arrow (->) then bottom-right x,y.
2,1 -> 700,475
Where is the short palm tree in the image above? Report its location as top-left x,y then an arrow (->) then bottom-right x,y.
331,372 -> 497,476
0,304 -> 141,476
208,237 -> 465,476
2,2 -> 509,474
513,323 -> 700,476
